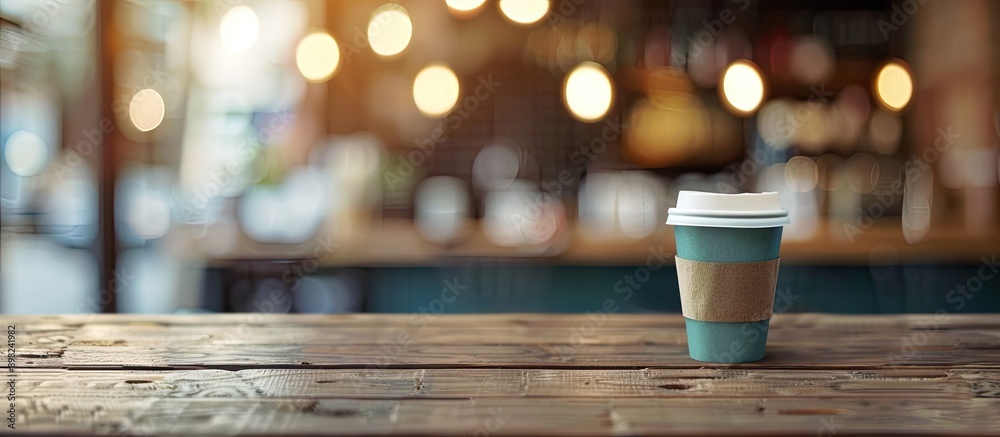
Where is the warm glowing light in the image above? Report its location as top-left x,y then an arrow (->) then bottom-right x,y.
129,89 -> 165,132
296,32 -> 340,82
499,0 -> 549,25
875,60 -> 913,111
564,62 -> 613,122
447,0 -> 487,12
720,60 -> 764,115
219,6 -> 259,54
623,98 -> 705,166
368,4 -> 412,57
3,130 -> 49,177
413,64 -> 460,118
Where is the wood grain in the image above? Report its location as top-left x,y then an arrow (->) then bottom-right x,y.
14,397 -> 1000,435
5,313 -> 1000,435
11,314 -> 1000,370
15,368 -> 999,399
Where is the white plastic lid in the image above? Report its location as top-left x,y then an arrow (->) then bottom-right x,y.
666,191 -> 789,228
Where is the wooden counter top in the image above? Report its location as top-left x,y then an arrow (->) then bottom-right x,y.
7,313 -> 1000,435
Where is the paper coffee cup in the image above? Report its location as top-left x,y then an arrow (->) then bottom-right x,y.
666,191 -> 789,363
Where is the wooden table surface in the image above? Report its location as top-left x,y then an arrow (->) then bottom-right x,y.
7,313 -> 1000,436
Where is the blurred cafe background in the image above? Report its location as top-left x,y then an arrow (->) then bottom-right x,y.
1,0 -> 999,315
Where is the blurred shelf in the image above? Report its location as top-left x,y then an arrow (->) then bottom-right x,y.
168,218 -> 1000,267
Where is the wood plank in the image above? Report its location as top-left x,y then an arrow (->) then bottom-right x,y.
7,326 -> 76,369
54,323 -> 1000,348
16,368 -> 999,400
5,314 -> 1000,435
10,314 -> 999,370
64,325 -> 689,346
42,343 -> 998,370
14,396 -> 1000,435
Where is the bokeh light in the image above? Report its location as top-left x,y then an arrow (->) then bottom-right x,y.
784,156 -> 819,192
720,60 -> 765,115
39,164 -> 99,247
875,60 -> 913,112
3,130 -> 49,177
617,172 -> 661,239
483,179 -> 563,248
578,172 -> 623,240
415,176 -> 470,244
473,141 -> 521,190
238,167 -> 328,244
563,61 -> 614,122
499,0 -> 549,25
128,89 -> 165,132
323,132 -> 385,182
219,5 -> 259,54
1,237 -> 97,314
116,167 -> 174,244
624,98 -> 707,167
446,0 -> 487,13
126,191 -> 172,240
4,0 -> 998,319
413,63 -> 460,118
368,4 -> 412,57
296,32 -> 340,82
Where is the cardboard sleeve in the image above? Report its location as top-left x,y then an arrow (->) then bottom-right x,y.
676,256 -> 780,323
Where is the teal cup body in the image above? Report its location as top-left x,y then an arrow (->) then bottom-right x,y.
667,191 -> 788,363
674,225 -> 783,363
673,226 -> 782,263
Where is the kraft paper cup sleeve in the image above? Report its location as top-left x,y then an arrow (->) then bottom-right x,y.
676,256 -> 780,322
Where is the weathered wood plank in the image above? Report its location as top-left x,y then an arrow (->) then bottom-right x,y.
15,396 -> 1000,435
5,326 -> 76,369
16,368 -> 999,400
10,314 -> 999,370
38,342 -> 996,370
5,314 -> 1000,435
54,323 -> 1000,348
